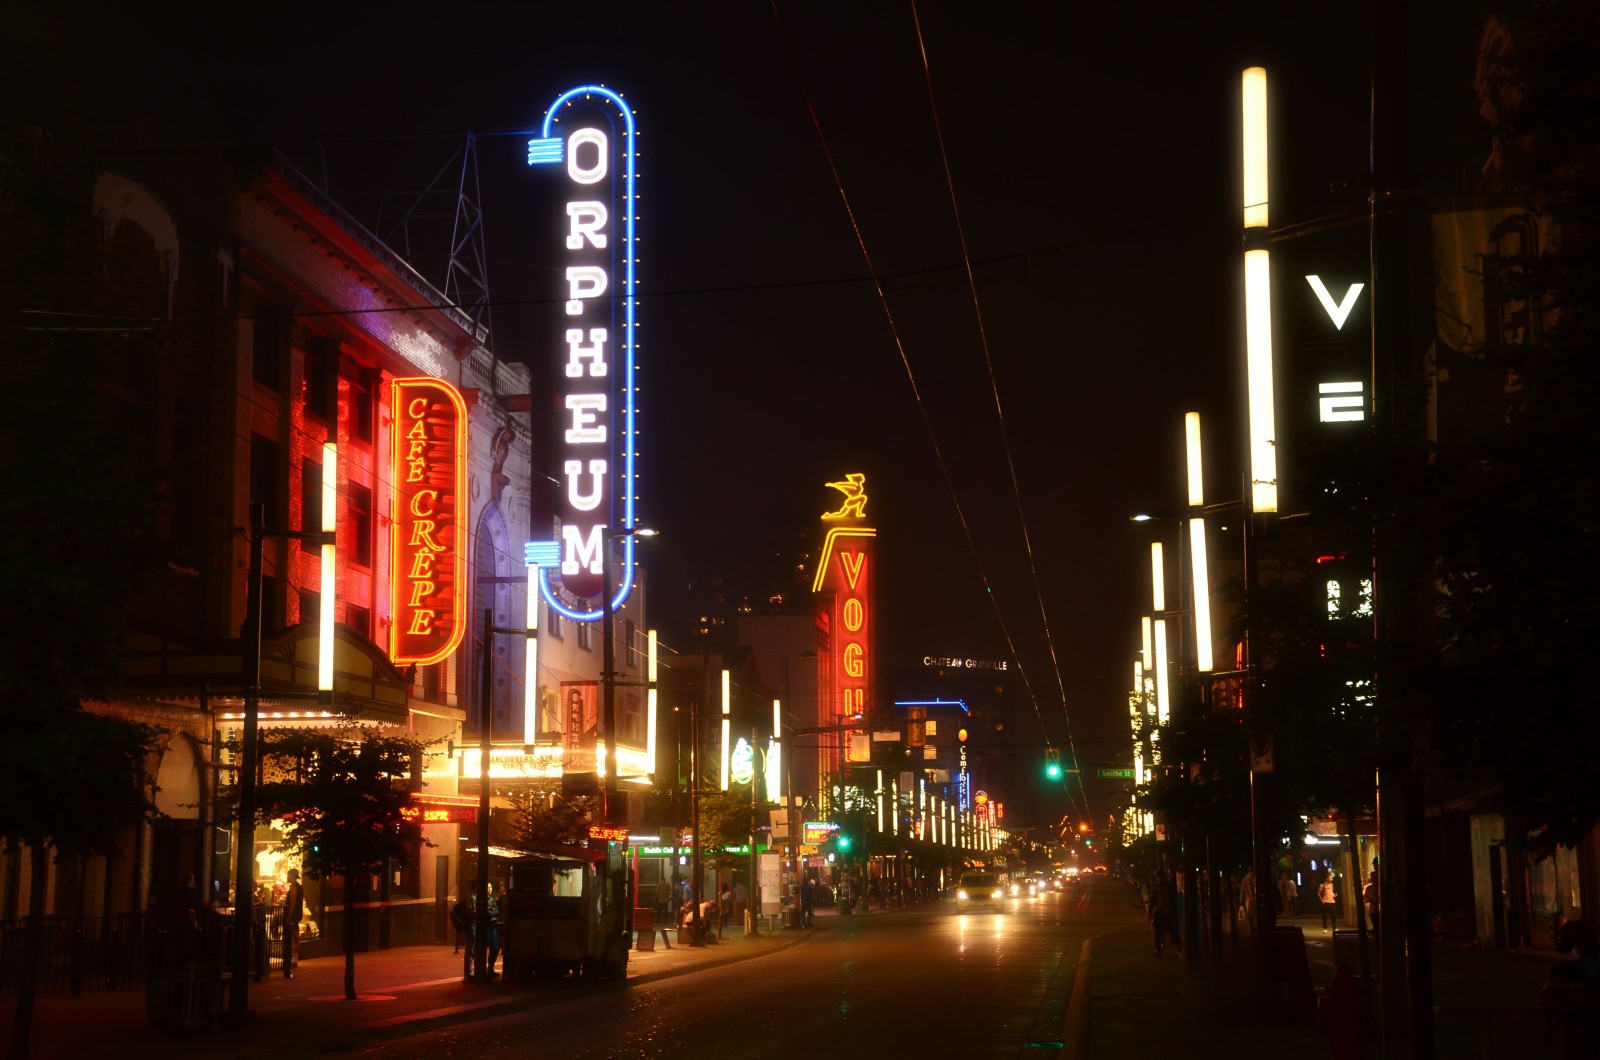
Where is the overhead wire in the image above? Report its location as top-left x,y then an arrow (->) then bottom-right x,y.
907,2 -> 1090,825
769,0 -> 1084,825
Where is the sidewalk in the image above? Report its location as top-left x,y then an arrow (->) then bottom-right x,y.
0,911 -> 830,1059
1081,907 -> 1571,1059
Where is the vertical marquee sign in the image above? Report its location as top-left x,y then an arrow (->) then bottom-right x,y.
524,85 -> 641,622
391,377 -> 468,665
814,474 -> 876,777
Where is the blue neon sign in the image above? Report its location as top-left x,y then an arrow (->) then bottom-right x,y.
525,85 -> 640,622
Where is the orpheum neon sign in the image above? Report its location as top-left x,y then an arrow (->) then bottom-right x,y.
524,85 -> 641,621
391,377 -> 467,665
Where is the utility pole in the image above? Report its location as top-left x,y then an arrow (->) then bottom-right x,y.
1371,0 -> 1431,1055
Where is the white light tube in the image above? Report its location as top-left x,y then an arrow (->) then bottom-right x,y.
1154,619 -> 1171,726
318,441 -> 336,693
1185,411 -> 1204,508
1190,517 -> 1214,672
1246,248 -> 1279,514
524,565 -> 540,744
1243,67 -> 1269,229
1151,542 -> 1166,613
720,668 -> 731,791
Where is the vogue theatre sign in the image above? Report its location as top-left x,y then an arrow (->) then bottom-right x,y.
391,377 -> 467,665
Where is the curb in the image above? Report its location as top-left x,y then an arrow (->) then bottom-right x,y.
1063,936 -> 1094,1055
271,930 -> 815,1058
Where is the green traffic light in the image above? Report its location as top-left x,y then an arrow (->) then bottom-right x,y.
838,835 -> 852,850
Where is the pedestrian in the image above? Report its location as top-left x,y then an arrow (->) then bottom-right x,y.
1238,868 -> 1257,930
680,877 -> 694,908
800,877 -> 815,927
1147,870 -> 1173,955
655,877 -> 672,921
486,880 -> 503,976
870,877 -> 885,910
451,882 -> 477,977
1319,873 -> 1339,932
1363,870 -> 1380,940
1279,871 -> 1299,917
732,876 -> 749,927
281,869 -> 304,978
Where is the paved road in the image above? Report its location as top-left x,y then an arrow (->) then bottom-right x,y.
369,882 -> 1102,1057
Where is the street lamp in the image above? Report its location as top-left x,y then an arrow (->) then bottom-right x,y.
227,472 -> 336,1022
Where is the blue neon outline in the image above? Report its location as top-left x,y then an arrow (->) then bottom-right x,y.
528,85 -> 639,624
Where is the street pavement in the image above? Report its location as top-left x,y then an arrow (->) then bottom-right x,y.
0,895 -> 1574,1058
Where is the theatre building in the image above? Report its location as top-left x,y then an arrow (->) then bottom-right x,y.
1,143 -> 534,957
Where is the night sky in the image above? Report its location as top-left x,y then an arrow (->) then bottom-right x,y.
10,1 -> 1488,827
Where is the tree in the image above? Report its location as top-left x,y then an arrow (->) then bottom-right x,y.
506,785 -> 601,848
254,726 -> 433,1001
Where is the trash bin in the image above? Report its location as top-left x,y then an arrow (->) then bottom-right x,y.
634,908 -> 655,951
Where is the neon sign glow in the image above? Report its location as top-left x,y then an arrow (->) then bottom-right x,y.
390,377 -> 467,665
525,85 -> 640,622
814,479 -> 875,763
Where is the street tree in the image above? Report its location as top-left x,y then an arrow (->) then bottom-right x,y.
506,785 -> 602,848
254,725 -> 433,1000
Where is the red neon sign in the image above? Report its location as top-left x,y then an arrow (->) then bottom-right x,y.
399,804 -> 477,824
391,377 -> 468,666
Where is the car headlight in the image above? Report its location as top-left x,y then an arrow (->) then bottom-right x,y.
957,890 -> 969,900
1011,884 -> 1020,895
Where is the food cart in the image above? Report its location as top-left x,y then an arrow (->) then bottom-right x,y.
497,838 -> 631,981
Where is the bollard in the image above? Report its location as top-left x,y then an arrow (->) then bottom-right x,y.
1318,963 -> 1363,1060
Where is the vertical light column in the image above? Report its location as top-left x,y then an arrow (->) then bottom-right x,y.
720,668 -> 731,791
317,441 -> 337,696
1243,66 -> 1278,514
1150,542 -> 1166,612
890,776 -> 899,837
1154,619 -> 1171,725
646,628 -> 659,775
523,566 -> 540,744
1187,415 -> 1214,673
1141,617 -> 1153,671
876,768 -> 885,834
766,699 -> 782,803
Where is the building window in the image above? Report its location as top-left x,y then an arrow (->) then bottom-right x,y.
347,605 -> 369,638
249,434 -> 281,531
253,306 -> 284,391
625,619 -> 636,673
297,588 -> 319,627
302,336 -> 336,422
299,457 -> 320,554
348,484 -> 371,568
576,619 -> 591,650
546,601 -> 562,641
350,368 -> 376,445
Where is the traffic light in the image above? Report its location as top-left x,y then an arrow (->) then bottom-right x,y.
837,833 -> 853,851
1045,747 -> 1062,779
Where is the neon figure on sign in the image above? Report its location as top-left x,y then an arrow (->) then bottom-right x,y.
525,85 -> 640,621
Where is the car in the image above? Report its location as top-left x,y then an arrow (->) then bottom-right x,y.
956,871 -> 1006,912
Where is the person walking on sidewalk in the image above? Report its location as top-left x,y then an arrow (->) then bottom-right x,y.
800,877 -> 815,927
1363,870 -> 1380,942
282,869 -> 304,978
1279,871 -> 1299,917
1147,870 -> 1173,955
1319,873 -> 1339,932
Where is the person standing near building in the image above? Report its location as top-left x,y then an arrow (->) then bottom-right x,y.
800,877 -> 815,927
1363,870 -> 1380,941
1319,873 -> 1339,932
732,876 -> 749,929
655,877 -> 673,922
1278,871 -> 1299,917
282,869 -> 304,979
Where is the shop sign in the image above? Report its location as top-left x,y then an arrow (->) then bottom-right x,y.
391,377 -> 467,665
